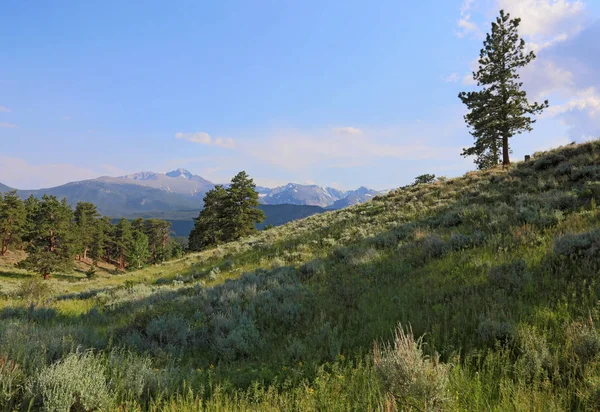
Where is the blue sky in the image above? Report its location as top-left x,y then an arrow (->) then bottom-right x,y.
1,0 -> 599,190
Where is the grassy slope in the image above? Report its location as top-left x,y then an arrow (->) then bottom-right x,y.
3,140 -> 600,409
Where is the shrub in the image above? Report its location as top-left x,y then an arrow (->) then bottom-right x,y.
568,322 -> 600,365
534,153 -> 566,170
413,174 -> 436,185
298,259 -> 325,281
477,316 -> 514,346
209,266 -> 221,281
515,328 -> 551,383
37,351 -> 112,412
145,314 -> 189,348
374,324 -> 450,410
488,259 -> 531,293
554,229 -> 600,259
17,277 -> 52,306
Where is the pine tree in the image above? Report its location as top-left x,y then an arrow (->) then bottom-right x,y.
17,195 -> 75,279
73,202 -> 99,261
0,191 -> 26,256
144,219 -> 171,264
459,10 -> 548,169
112,219 -> 133,270
89,216 -> 111,267
189,185 -> 229,251
223,171 -> 265,241
129,231 -> 150,269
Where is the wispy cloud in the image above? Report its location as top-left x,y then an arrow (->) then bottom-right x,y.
444,73 -> 460,83
0,122 -> 17,128
456,0 -> 481,38
0,105 -> 10,113
241,123 -> 464,171
175,131 -> 235,149
332,126 -> 364,135
62,116 -> 72,120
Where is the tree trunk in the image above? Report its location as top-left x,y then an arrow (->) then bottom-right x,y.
1,241 -> 7,256
502,135 -> 510,167
83,248 -> 88,260
43,273 -> 50,280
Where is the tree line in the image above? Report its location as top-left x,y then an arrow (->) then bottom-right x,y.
0,191 -> 180,279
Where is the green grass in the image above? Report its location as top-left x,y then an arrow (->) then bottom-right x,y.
3,140 -> 600,410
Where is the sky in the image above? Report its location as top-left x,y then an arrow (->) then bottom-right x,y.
1,0 -> 599,191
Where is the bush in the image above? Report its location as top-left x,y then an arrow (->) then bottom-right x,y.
17,278 -> 52,306
534,153 -> 566,170
568,322 -> 600,365
145,314 -> 189,348
413,174 -> 436,185
298,259 -> 325,281
477,317 -> 514,346
374,324 -> 450,410
37,351 -> 112,412
488,259 -> 531,293
554,229 -> 600,259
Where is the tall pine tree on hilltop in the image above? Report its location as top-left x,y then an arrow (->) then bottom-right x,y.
459,10 -> 548,169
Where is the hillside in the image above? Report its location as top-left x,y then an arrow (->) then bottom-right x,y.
3,140 -> 600,409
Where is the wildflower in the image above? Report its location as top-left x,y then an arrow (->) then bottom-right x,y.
338,354 -> 345,361
196,368 -> 202,373
282,366 -> 287,371
153,368 -> 158,373
298,361 -> 303,367
308,388 -> 315,394
210,364 -> 215,369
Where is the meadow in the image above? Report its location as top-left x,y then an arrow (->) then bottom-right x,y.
3,140 -> 600,410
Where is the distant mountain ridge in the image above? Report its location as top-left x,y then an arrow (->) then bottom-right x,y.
0,169 -> 383,217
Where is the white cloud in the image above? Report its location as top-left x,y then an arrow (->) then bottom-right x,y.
546,87 -> 600,117
0,156 -> 121,189
175,131 -> 235,149
332,126 -> 364,135
457,0 -> 599,140
456,0 -> 482,38
242,124 -> 464,171
0,105 -> 10,113
498,0 -> 585,39
0,122 -> 17,128
445,73 -> 460,83
456,16 -> 481,38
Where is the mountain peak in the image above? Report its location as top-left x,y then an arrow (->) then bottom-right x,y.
166,168 -> 193,179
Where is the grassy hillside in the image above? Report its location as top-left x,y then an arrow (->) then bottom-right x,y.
3,140 -> 600,410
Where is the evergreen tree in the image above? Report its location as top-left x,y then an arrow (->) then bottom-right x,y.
73,202 -> 99,261
459,10 -> 548,169
22,195 -> 40,247
112,218 -> 133,270
0,191 -> 26,256
89,216 -> 111,267
129,231 -> 150,269
223,171 -> 265,241
144,219 -> 171,263
189,185 -> 228,251
17,195 -> 75,279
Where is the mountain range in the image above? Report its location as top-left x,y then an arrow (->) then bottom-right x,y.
0,169 -> 383,234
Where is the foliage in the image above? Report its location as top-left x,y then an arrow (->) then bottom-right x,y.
374,324 -> 450,410
459,10 -> 548,168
